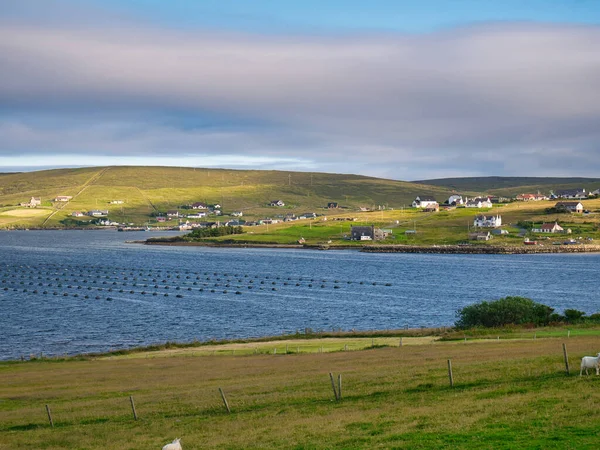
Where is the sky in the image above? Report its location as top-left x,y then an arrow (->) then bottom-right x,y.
1,1 -> 600,180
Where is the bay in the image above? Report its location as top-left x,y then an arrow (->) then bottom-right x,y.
0,230 -> 598,360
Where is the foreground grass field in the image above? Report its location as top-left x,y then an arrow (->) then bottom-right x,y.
2,334 -> 600,449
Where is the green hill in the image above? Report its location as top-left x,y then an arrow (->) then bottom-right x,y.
0,166 -> 464,228
413,176 -> 600,197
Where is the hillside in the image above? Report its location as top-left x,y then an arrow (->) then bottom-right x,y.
413,176 -> 600,197
0,166 -> 464,228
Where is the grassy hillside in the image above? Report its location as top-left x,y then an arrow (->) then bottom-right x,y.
0,167 -> 464,229
2,333 -> 600,449
413,176 -> 600,197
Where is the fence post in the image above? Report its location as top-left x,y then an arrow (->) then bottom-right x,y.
45,404 -> 54,428
399,337 -> 403,347
219,387 -> 231,414
338,374 -> 342,400
329,372 -> 339,401
447,359 -> 454,387
563,343 -> 570,375
129,396 -> 138,420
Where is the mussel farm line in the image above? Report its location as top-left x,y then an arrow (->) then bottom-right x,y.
0,263 -> 393,303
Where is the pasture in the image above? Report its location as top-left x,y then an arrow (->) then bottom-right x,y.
2,335 -> 600,449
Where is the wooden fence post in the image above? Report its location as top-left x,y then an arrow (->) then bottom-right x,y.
399,337 -> 403,347
447,359 -> 454,388
45,404 -> 54,428
329,372 -> 339,401
129,396 -> 138,420
219,387 -> 231,414
337,374 -> 342,400
563,343 -> 570,375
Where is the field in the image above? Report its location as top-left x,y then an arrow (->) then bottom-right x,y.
2,332 -> 600,449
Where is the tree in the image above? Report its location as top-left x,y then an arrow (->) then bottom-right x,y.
455,296 -> 554,328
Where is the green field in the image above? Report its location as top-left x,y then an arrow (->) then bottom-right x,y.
2,333 -> 600,449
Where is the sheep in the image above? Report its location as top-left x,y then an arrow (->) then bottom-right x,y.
162,438 -> 182,450
579,353 -> 600,376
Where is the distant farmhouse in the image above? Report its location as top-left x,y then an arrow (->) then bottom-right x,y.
555,202 -> 583,213
110,200 -> 124,204
20,197 -> 41,208
465,197 -> 493,208
327,202 -> 339,209
54,195 -> 72,202
473,214 -> 502,228
553,189 -> 587,199
447,195 -> 463,205
191,202 -> 207,209
469,231 -> 492,241
412,196 -> 437,208
87,210 -> 108,217
532,222 -> 564,233
350,225 -> 388,241
270,200 -> 285,207
516,193 -> 548,201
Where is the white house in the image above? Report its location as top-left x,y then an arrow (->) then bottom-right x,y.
412,196 -> 437,208
166,210 -> 180,217
473,214 -> 502,228
187,212 -> 206,219
54,196 -> 72,202
87,210 -> 108,217
270,200 -> 285,207
110,200 -> 124,204
71,211 -> 85,217
21,197 -> 42,207
590,189 -> 600,196
231,211 -> 243,217
465,197 -> 493,208
555,202 -> 583,213
191,202 -> 207,209
532,222 -> 564,233
447,195 -> 463,205
555,189 -> 586,199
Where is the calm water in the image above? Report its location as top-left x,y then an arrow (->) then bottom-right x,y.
0,230 -> 598,360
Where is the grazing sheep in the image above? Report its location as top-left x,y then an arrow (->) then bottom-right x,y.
579,353 -> 600,376
162,438 -> 182,450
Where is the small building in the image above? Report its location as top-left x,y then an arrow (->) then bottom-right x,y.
351,225 -> 375,241
87,210 -> 108,217
516,193 -> 547,201
532,222 -> 564,233
187,212 -> 206,219
465,197 -> 493,208
590,188 -> 600,197
71,211 -> 85,217
156,216 -> 167,223
412,196 -> 437,208
54,196 -> 72,202
110,200 -> 124,204
469,232 -> 492,241
191,202 -> 207,209
422,203 -> 440,212
20,197 -> 41,207
166,210 -> 180,217
231,211 -> 243,217
270,200 -> 285,207
555,202 -> 583,213
491,229 -> 510,235
473,214 -> 502,228
299,212 -> 317,219
447,195 -> 463,205
555,189 -> 586,199
327,202 -> 339,209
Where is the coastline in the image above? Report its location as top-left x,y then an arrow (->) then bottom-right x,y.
137,239 -> 600,254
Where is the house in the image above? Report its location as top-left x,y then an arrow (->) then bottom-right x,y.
260,218 -> 280,225
327,202 -> 339,209
516,193 -> 547,201
422,203 -> 440,212
110,200 -> 124,204
532,222 -> 564,233
156,217 -> 167,223
187,212 -> 206,219
225,220 -> 244,226
412,196 -> 437,208
231,211 -> 243,217
20,197 -> 41,207
284,214 -> 298,222
555,202 -> 583,213
191,202 -> 207,209
166,210 -> 180,217
491,229 -> 510,235
465,197 -> 493,208
270,200 -> 285,207
473,214 -> 502,228
447,195 -> 463,205
54,196 -> 72,202
590,189 -> 600,196
359,207 -> 370,212
87,210 -> 108,217
299,212 -> 317,219
71,211 -> 85,217
469,232 -> 492,241
555,189 -> 586,199
351,225 -> 375,241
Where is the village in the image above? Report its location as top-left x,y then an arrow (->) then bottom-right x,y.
15,186 -> 600,246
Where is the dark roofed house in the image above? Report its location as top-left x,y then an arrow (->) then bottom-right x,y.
555,189 -> 586,199
412,196 -> 437,208
351,225 -> 375,241
270,200 -> 285,207
555,202 -> 583,213
327,202 -> 339,209
191,202 -> 207,209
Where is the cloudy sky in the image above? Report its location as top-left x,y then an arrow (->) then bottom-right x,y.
1,0 -> 600,180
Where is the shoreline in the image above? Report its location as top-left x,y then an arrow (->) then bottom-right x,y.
139,239 -> 600,254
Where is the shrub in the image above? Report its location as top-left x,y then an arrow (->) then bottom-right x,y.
188,225 -> 243,239
564,309 -> 586,324
455,296 -> 554,329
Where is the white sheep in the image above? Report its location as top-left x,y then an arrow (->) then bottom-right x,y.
162,438 -> 182,450
579,353 -> 600,376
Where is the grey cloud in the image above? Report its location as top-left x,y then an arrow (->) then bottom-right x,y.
0,20 -> 600,178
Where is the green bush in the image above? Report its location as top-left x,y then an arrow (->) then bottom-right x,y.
455,296 -> 555,328
564,309 -> 586,324
188,225 -> 243,239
